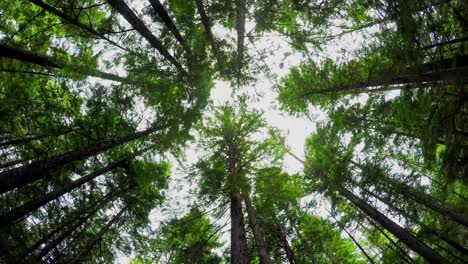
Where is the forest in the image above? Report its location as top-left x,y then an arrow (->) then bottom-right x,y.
0,0 -> 467,263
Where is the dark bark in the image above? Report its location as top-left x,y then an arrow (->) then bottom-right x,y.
278,228 -> 296,264
336,185 -> 445,263
364,187 -> 468,256
423,36 -> 468,50
0,124 -> 166,194
68,206 -> 127,264
0,44 -> 138,84
235,0 -> 246,81
106,0 -> 187,76
28,0 -> 129,52
352,160 -> 468,228
302,56 -> 468,97
148,0 -> 189,53
21,190 -> 115,258
194,0 -> 222,64
244,197 -> 270,264
230,192 -> 249,264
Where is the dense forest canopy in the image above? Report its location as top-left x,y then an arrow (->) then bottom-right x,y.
0,0 -> 467,263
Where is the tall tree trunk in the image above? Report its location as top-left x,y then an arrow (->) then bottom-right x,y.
230,192 -> 249,264
106,0 -> 187,76
0,124 -> 166,194
30,197 -> 110,262
67,206 -> 127,264
148,0 -> 189,53
0,128 -> 77,149
21,190 -> 116,258
0,146 -> 151,225
235,0 -> 245,82
0,44 -> 138,84
28,0 -> 129,52
194,0 -> 222,65
351,160 -> 468,228
328,213 -> 376,264
278,228 -> 296,264
364,187 -> 468,256
244,197 -> 270,264
336,184 -> 445,263
302,55 -> 468,97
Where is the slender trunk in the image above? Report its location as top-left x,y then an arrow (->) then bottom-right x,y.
194,0 -> 222,65
0,146 -> 151,226
235,0 -> 245,81
351,160 -> 468,228
328,213 -> 376,264
148,0 -> 189,53
106,0 -> 187,76
363,214 -> 414,264
244,197 -> 270,264
336,184 -> 445,263
0,124 -> 166,194
67,206 -> 127,264
303,66 -> 468,96
0,44 -> 138,84
21,190 -> 115,258
28,0 -> 129,52
364,187 -> 468,256
423,36 -> 468,50
278,228 -> 296,264
0,128 -> 76,149
31,198 -> 108,262
230,192 -> 249,264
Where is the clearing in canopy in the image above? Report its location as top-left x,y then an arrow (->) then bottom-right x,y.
0,0 -> 467,263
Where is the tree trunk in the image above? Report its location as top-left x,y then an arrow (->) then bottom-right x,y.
235,0 -> 245,81
0,44 -> 138,84
106,0 -> 187,76
230,192 -> 249,264
148,0 -> 189,53
31,197 -> 109,262
336,184 -> 445,263
364,187 -> 468,256
194,0 -> 222,64
278,228 -> 296,264
302,55 -> 468,96
0,128 -> 77,149
244,197 -> 270,264
67,206 -> 126,264
0,146 -> 151,225
28,0 -> 129,52
21,190 -> 116,258
328,213 -> 376,264
0,124 -> 166,194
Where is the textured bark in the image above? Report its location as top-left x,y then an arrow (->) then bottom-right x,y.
245,197 -> 270,264
336,185 -> 445,263
28,0 -> 129,51
278,228 -> 296,264
230,192 -> 249,264
0,44 -> 137,84
107,0 -> 187,75
68,206 -> 126,264
0,124 -> 166,194
148,0 -> 188,53
195,0 -> 222,64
